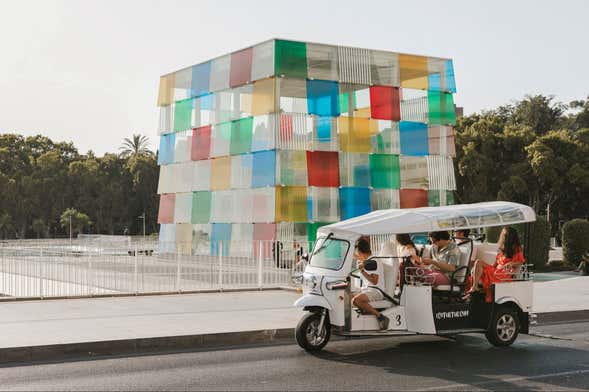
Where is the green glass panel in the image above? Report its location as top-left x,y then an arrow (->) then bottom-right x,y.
191,191 -> 211,224
428,190 -> 441,207
307,222 -> 331,247
230,117 -> 253,155
446,191 -> 455,205
428,91 -> 456,126
338,92 -> 349,114
275,40 -> 307,79
369,154 -> 400,189
173,98 -> 193,132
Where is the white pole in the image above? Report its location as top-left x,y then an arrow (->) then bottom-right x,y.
258,241 -> 263,289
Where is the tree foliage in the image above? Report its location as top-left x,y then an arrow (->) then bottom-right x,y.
0,134 -> 159,239
561,219 -> 589,265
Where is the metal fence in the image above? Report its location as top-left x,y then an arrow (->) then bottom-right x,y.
0,239 -> 307,299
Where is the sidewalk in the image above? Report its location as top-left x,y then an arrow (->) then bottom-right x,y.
0,276 -> 588,364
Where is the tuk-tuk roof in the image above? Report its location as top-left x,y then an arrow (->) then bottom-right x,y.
320,201 -> 536,236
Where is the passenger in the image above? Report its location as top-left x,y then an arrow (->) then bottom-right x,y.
466,227 -> 525,301
420,231 -> 461,287
396,234 -> 421,262
351,237 -> 390,330
453,229 -> 470,244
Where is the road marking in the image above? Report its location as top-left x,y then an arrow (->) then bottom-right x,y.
419,368 -> 589,391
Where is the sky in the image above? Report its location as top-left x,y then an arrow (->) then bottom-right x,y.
1,0 -> 588,155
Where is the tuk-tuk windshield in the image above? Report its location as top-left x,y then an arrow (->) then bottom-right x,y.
310,236 -> 350,270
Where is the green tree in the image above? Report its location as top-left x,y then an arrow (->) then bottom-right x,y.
60,208 -> 92,239
32,218 -> 46,239
119,134 -> 153,158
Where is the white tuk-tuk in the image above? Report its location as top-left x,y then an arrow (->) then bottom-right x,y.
294,201 -> 536,351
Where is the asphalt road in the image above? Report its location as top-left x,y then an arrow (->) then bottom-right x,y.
1,322 -> 589,391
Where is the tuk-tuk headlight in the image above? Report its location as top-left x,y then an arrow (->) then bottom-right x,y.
303,274 -> 322,294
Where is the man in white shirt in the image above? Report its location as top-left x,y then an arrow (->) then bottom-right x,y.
351,237 -> 390,330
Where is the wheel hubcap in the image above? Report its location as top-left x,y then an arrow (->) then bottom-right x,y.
496,314 -> 516,341
305,318 -> 326,346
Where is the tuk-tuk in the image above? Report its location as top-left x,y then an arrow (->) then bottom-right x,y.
294,201 -> 536,351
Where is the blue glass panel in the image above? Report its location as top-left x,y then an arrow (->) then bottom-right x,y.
158,133 -> 176,165
316,116 -> 332,141
158,224 -> 175,253
428,73 -> 442,92
353,164 -> 370,187
307,80 -> 340,117
339,187 -> 371,220
400,121 -> 428,156
445,60 -> 456,93
191,62 -> 211,97
211,223 -> 231,256
252,150 -> 276,188
200,93 -> 214,110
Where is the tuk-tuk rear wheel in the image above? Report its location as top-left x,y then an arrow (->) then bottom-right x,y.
295,311 -> 331,351
486,306 -> 520,347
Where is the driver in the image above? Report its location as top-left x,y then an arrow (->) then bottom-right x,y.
351,237 -> 390,330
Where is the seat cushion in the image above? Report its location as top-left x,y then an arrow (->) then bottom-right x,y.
434,285 -> 461,292
369,299 -> 394,309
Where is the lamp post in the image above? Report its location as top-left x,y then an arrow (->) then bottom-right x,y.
138,213 -> 146,240
69,215 -> 72,244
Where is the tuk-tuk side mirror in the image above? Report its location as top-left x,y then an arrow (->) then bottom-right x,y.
301,253 -> 309,262
363,258 -> 378,271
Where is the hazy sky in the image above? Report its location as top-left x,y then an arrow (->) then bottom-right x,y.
1,0 -> 588,155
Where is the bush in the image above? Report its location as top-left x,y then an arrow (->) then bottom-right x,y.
518,216 -> 551,269
562,219 -> 589,265
484,226 -> 503,243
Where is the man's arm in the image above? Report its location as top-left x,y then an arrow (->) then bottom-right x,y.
421,258 -> 457,273
360,269 -> 379,285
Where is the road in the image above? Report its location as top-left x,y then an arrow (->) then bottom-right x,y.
1,321 -> 588,391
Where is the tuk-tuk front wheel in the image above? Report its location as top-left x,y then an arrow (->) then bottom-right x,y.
295,311 -> 331,351
486,306 -> 520,347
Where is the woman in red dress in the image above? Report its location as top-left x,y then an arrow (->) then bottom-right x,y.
466,227 -> 525,301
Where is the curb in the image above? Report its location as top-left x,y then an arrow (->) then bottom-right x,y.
536,309 -> 589,325
0,328 -> 294,366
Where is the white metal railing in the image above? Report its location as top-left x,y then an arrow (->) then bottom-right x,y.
0,240 -> 309,299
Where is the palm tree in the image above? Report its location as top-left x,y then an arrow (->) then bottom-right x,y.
119,134 -> 153,158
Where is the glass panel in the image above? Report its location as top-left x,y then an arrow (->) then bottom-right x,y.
401,88 -> 428,123
158,133 -> 175,165
426,155 -> 456,190
211,190 -> 234,223
210,122 -> 231,157
278,78 -> 307,113
191,160 -> 211,191
230,153 -> 253,189
275,186 -> 308,222
400,121 -> 429,156
252,114 -> 277,152
254,223 -> 276,240
158,224 -> 176,253
399,54 -> 428,90
173,68 -> 192,101
277,150 -> 307,186
307,43 -> 338,81
191,62 -> 211,97
428,91 -> 456,125
252,150 -> 276,188
399,189 -> 428,208
209,55 -> 231,92
157,74 -> 175,106
338,117 -> 375,152
252,187 -> 275,223
214,90 -> 234,124
230,47 -> 253,88
339,187 -> 371,220
428,125 -> 456,156
306,151 -> 340,187
307,79 -> 340,117
310,238 -> 349,270
191,191 -> 212,223
370,189 -> 400,210
158,106 -> 174,135
232,189 -> 253,223
211,223 -> 231,256
193,94 -> 214,128
230,117 -> 253,155
157,165 -> 173,194
251,77 -> 276,116
445,60 -> 456,93
175,223 -> 193,254
235,84 -> 253,118
174,132 -> 191,163
312,116 -> 338,151
157,194 -> 175,224
370,50 -> 399,87
174,193 -> 193,224
370,154 -> 400,189
428,189 -> 441,207
275,39 -> 307,79
277,113 -> 311,150
371,120 -> 400,154
400,156 -> 428,189
251,40 -> 275,81
339,152 -> 370,187
307,187 -> 340,222
191,125 -> 211,161
210,156 -> 231,190
370,86 -> 400,121
192,224 -> 212,255
337,46 -> 371,85
307,222 -> 331,245
231,223 -> 254,256
171,162 -> 193,193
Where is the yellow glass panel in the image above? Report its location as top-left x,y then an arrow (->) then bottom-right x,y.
210,156 -> 231,190
175,223 -> 193,255
252,78 -> 276,115
353,107 -> 372,118
240,88 -> 252,115
157,74 -> 175,107
275,186 -> 308,222
399,54 -> 429,90
338,117 -> 376,152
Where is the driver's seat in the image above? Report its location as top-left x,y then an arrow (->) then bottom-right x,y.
368,242 -> 399,309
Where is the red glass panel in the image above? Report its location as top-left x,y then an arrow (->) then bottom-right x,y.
306,151 -> 340,187
191,125 -> 211,161
370,86 -> 400,121
280,114 -> 293,145
399,189 -> 428,208
157,194 -> 176,224
253,223 -> 276,258
230,47 -> 253,88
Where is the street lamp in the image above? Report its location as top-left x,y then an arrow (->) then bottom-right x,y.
138,213 -> 146,240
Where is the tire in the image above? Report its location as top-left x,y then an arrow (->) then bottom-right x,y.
486,306 -> 520,347
295,311 -> 331,351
